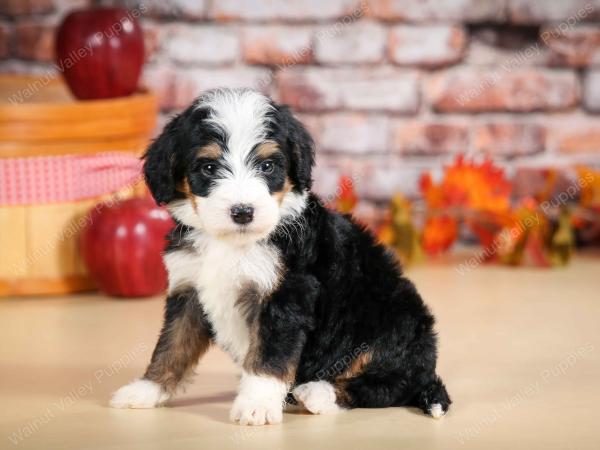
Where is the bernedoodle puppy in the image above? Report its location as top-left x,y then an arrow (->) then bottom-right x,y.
110,88 -> 451,425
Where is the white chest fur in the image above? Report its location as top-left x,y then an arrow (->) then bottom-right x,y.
164,232 -> 281,364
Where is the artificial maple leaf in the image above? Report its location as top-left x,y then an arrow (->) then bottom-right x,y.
498,198 -> 552,267
335,175 -> 358,214
441,156 -> 512,213
577,166 -> 600,208
420,155 -> 512,251
421,215 -> 458,255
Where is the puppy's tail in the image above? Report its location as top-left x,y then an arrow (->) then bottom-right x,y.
413,375 -> 451,419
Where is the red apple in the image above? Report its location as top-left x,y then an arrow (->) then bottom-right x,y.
56,7 -> 144,100
80,197 -> 174,297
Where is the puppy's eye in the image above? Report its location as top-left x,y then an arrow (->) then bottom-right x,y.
201,162 -> 218,177
258,160 -> 274,174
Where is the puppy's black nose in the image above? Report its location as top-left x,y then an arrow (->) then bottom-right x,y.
230,204 -> 254,224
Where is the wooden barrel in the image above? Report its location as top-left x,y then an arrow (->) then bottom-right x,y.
0,75 -> 157,296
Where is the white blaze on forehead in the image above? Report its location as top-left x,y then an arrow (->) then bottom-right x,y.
197,89 -> 274,169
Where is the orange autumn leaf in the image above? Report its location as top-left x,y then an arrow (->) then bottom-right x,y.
377,222 -> 395,246
420,155 -> 512,214
335,175 -> 358,214
422,216 -> 458,255
577,166 -> 600,208
419,172 -> 446,209
468,220 -> 500,251
419,156 -> 512,250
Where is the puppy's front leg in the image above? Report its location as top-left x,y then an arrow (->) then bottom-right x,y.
231,274 -> 319,425
110,287 -> 212,408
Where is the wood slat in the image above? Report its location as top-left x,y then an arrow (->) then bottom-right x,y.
0,276 -> 96,296
0,93 -> 157,123
0,116 -> 156,142
26,202 -> 83,278
0,206 -> 28,279
0,137 -> 150,158
0,75 -> 157,123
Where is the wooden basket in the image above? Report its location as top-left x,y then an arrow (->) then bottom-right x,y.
0,75 -> 157,297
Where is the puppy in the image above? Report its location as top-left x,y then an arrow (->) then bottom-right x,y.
110,88 -> 451,425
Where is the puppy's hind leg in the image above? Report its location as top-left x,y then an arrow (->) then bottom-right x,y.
411,375 -> 452,419
332,372 -> 452,419
110,288 -> 213,408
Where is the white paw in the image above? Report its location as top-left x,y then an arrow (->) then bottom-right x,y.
292,381 -> 341,414
109,379 -> 170,409
429,403 -> 446,419
230,394 -> 283,426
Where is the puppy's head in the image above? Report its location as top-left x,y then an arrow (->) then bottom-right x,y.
144,88 -> 314,245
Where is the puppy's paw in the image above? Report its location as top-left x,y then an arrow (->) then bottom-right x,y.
230,394 -> 283,426
292,381 -> 341,414
109,379 -> 170,409
429,403 -> 446,419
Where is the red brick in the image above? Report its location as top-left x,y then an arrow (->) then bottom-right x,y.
391,121 -> 469,155
584,71 -> 600,112
352,200 -> 388,230
312,154 -> 361,200
0,23 -> 11,59
513,167 -> 572,200
388,25 -> 466,67
295,113 -> 321,141
508,0 -> 600,24
173,67 -> 273,110
542,25 -> 600,67
0,59 -> 53,76
14,21 -> 55,62
549,116 -> 600,154
141,21 -> 162,62
473,123 -> 546,157
318,113 -> 390,154
140,65 -> 176,111
110,0 -> 207,19
467,27 -> 549,66
360,157 -> 435,200
54,0 -> 90,12
154,113 -> 171,138
242,26 -> 313,66
369,0 -> 505,22
315,21 -> 385,64
210,0 -> 366,22
428,69 -> 580,113
316,154 -> 436,201
277,67 -> 420,113
164,24 -> 238,65
160,0 -> 208,19
0,0 -> 54,16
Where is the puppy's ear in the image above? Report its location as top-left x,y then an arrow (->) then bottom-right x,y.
276,105 -> 315,192
143,115 -> 182,205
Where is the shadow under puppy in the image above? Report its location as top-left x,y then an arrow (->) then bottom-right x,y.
110,88 -> 451,425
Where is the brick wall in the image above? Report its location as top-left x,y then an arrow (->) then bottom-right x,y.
2,0 -> 600,225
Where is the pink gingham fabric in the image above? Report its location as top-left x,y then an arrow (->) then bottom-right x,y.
0,152 -> 143,206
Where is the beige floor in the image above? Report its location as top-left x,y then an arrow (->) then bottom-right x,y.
1,254 -> 599,450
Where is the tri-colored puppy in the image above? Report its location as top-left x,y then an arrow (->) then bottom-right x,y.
110,88 -> 451,425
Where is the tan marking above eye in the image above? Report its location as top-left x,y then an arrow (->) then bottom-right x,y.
255,140 -> 280,159
196,143 -> 223,159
